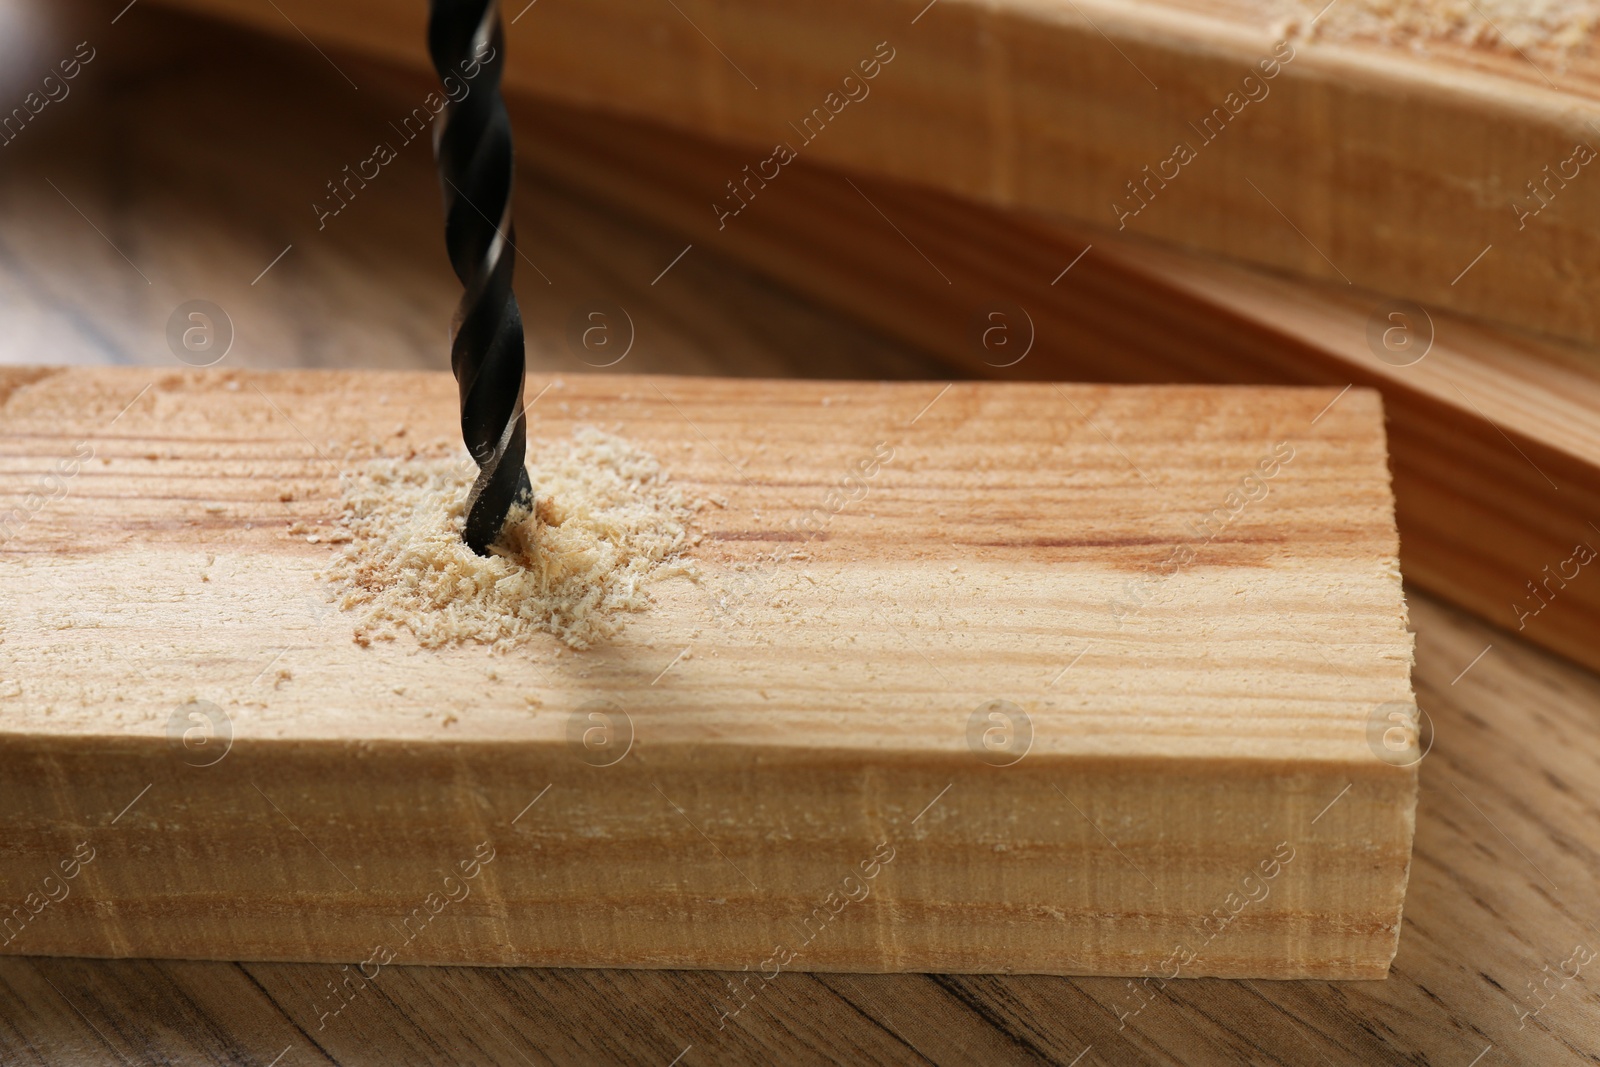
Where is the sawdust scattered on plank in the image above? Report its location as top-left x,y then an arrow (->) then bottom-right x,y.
325,428 -> 699,651
1275,0 -> 1597,58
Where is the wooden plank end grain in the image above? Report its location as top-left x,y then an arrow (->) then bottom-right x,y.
0,368 -> 1415,979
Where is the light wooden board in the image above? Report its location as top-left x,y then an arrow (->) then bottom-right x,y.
151,0 -> 1600,346
507,98 -> 1600,677
3,594 -> 1597,1066
0,368 -> 1412,978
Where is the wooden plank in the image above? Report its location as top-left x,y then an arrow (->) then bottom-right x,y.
0,368 -> 1412,978
149,0 -> 1600,346
3,593 -> 1594,1065
507,98 -> 1600,676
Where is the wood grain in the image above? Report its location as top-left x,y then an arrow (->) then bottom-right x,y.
0,10 -> 1591,1063
0,367 -> 1412,980
1,594 -> 1595,1066
150,0 -> 1600,346
505,97 -> 1600,678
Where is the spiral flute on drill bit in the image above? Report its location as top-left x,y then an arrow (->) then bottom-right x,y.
428,0 -> 532,555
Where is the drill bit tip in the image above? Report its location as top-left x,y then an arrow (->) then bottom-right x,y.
428,0 -> 531,555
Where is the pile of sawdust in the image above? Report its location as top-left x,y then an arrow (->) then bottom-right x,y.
325,428 -> 698,651
1276,0 -> 1598,58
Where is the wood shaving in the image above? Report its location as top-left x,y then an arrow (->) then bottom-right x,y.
325,428 -> 698,651
1274,0 -> 1598,58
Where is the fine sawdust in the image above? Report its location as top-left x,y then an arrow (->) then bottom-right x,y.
325,428 -> 698,651
1276,0 -> 1597,57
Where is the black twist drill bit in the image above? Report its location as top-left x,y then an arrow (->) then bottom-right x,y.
428,0 -> 533,555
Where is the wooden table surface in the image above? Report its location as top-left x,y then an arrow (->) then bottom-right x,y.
1,4 -> 1597,1065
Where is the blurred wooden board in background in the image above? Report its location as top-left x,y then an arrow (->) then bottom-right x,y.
154,0 -> 1600,347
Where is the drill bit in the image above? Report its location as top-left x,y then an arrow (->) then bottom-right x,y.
427,0 -> 533,555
